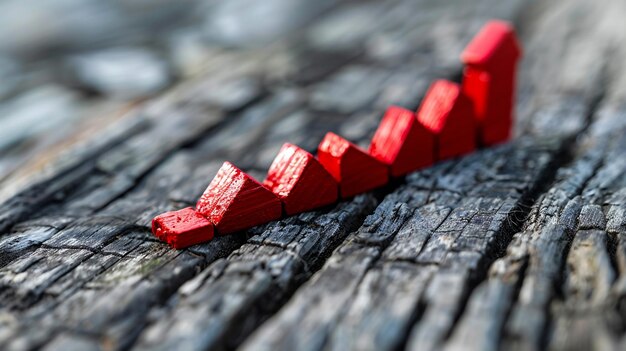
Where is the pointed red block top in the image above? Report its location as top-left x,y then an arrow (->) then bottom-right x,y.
461,20 -> 521,70
196,162 -> 282,234
461,20 -> 520,146
318,132 -> 389,198
152,207 -> 214,249
417,80 -> 476,160
369,106 -> 435,177
264,143 -> 338,215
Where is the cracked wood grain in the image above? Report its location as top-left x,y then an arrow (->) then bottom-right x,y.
134,195 -> 377,351
129,1 -> 529,350
2,0 -> 625,350
240,137 -> 563,351
443,0 -> 626,349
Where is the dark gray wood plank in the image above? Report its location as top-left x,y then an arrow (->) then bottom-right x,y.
443,0 -> 626,349
2,0 -> 625,350
0,1 -> 436,348
129,1 -> 532,350
240,136 -> 563,351
240,1 -> 621,350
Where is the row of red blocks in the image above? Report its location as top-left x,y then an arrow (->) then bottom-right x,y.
152,20 -> 521,249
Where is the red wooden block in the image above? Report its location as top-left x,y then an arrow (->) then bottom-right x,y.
317,132 -> 389,198
461,20 -> 521,146
196,161 -> 282,234
416,80 -> 477,160
368,105 -> 435,177
151,207 -> 214,249
264,143 -> 338,215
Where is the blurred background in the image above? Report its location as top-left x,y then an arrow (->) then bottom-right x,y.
0,0 -> 342,196
0,0 -> 524,204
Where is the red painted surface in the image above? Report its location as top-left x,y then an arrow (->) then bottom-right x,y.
151,207 -> 214,249
150,20 -> 519,248
196,161 -> 282,234
369,105 -> 435,177
264,143 -> 338,215
318,132 -> 389,198
461,20 -> 521,146
416,80 -> 477,160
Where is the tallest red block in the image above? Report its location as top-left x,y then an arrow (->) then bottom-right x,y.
461,20 -> 521,146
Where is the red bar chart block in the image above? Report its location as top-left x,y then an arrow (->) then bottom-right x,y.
152,207 -> 214,249
368,105 -> 435,177
196,162 -> 282,234
318,132 -> 389,198
461,20 -> 521,146
417,80 -> 477,160
264,143 -> 338,215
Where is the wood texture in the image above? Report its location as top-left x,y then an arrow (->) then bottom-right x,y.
1,0 -> 625,350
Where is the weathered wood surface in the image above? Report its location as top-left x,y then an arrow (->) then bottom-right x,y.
1,0 -> 625,350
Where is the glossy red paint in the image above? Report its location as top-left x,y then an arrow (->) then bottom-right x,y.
417,80 -> 477,160
318,132 -> 389,198
369,105 -> 435,177
461,20 -> 521,146
264,143 -> 338,215
196,161 -> 282,234
151,207 -> 214,249
150,19 -> 519,248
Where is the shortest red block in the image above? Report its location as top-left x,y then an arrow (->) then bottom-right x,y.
151,207 -> 214,249
318,132 -> 389,198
